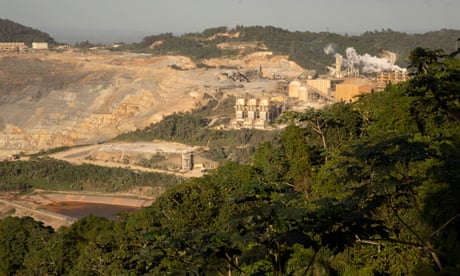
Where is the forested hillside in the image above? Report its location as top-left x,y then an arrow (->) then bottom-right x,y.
0,157 -> 182,193
0,47 -> 459,274
0,18 -> 56,46
129,26 -> 460,73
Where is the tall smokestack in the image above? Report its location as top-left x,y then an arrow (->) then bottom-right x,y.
335,54 -> 343,78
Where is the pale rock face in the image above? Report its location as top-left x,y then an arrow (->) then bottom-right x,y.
0,51 -> 304,156
203,52 -> 304,79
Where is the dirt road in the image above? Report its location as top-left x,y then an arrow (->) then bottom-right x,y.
0,197 -> 76,229
49,141 -> 213,178
0,189 -> 156,229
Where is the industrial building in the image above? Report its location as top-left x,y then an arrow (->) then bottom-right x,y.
0,42 -> 48,51
286,51 -> 408,103
288,78 -> 339,103
32,42 -> 48,50
288,77 -> 375,103
234,97 -> 282,129
335,78 -> 373,102
306,78 -> 343,98
375,70 -> 409,92
0,42 -> 27,51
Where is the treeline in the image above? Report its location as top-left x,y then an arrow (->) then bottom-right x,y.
142,32 -> 224,60
0,157 -> 182,193
121,25 -> 460,73
0,48 -> 459,274
0,18 -> 57,46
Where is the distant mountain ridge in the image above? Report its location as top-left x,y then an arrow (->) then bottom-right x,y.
135,26 -> 460,72
0,18 -> 57,46
1,18 -> 459,73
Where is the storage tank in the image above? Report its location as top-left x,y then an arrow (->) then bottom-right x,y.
298,86 -> 308,101
288,80 -> 301,98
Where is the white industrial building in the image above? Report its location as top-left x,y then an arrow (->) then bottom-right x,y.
0,42 -> 27,51
32,42 -> 48,50
234,97 -> 282,129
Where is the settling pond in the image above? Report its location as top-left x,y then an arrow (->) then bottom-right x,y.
40,201 -> 140,220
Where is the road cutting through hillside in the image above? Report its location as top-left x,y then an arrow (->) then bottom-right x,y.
48,141 -> 211,178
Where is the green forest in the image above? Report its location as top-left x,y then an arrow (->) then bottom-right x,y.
127,26 -> 460,73
0,157 -> 182,194
2,17 -> 460,73
0,18 -> 56,46
0,47 -> 459,274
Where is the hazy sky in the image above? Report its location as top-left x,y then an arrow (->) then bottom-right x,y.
1,0 -> 459,43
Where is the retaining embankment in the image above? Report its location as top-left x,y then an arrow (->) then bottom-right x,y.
42,193 -> 153,207
0,198 -> 76,224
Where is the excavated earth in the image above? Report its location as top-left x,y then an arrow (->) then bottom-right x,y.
0,50 -> 304,157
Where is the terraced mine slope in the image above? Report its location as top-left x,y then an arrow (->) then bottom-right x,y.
0,50 -> 304,157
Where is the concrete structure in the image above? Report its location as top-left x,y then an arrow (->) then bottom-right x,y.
181,151 -> 194,171
288,80 -> 301,98
234,97 -> 282,129
287,79 -> 338,103
0,42 -> 27,51
236,98 -> 248,120
306,79 -> 343,96
32,42 -> 49,50
335,78 -> 373,102
376,69 -> 409,91
335,54 -> 343,78
247,98 -> 260,120
298,86 -> 308,101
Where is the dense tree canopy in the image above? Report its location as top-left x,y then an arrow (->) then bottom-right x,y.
0,48 -> 459,274
0,157 -> 182,193
124,26 -> 460,73
0,18 -> 57,46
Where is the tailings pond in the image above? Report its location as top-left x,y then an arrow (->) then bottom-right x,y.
40,201 -> 140,220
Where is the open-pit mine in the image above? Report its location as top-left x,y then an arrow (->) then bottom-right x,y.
0,49 -> 307,227
0,49 -> 304,158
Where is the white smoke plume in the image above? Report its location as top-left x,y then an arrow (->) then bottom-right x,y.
324,44 -> 405,73
344,47 -> 403,73
323,44 -> 335,55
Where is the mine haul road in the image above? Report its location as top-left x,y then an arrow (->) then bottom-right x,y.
48,141 -> 207,178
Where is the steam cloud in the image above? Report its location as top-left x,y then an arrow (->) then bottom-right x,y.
343,47 -> 404,73
323,44 -> 335,55
326,45 -> 405,73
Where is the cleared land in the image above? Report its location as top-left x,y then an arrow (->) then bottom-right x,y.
0,50 -> 301,157
49,140 -> 217,178
0,140 -> 217,228
0,190 -> 154,229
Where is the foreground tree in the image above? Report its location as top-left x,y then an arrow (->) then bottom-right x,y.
0,217 -> 54,275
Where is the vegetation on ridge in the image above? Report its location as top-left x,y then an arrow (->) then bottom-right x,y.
125,25 -> 460,73
2,18 -> 460,276
0,18 -> 57,46
0,47 -> 459,275
2,17 -> 459,74
0,157 -> 182,194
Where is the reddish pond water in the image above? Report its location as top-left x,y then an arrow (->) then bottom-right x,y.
40,201 -> 140,220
